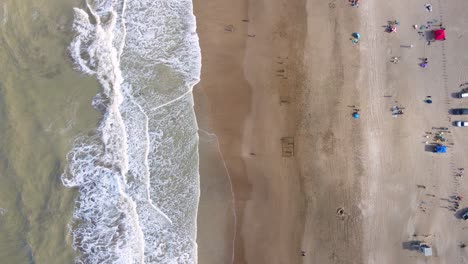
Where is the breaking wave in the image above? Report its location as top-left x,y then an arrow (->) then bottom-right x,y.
62,0 -> 201,263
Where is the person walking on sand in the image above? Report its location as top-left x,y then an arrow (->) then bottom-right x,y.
420,60 -> 428,68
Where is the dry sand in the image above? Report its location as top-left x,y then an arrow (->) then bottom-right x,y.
194,0 -> 468,263
360,0 -> 468,263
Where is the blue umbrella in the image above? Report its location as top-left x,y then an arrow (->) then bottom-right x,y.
352,32 -> 361,39
352,112 -> 360,119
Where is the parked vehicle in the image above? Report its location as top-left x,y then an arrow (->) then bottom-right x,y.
455,121 -> 468,127
459,92 -> 468,98
410,241 -> 433,256
462,211 -> 468,220
452,109 -> 468,115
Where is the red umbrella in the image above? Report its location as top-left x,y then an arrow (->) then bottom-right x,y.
434,29 -> 446,41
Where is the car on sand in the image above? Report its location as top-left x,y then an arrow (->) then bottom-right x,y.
462,211 -> 468,220
455,121 -> 468,127
452,109 -> 468,115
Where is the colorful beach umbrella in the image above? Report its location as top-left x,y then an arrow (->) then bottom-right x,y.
352,32 -> 361,39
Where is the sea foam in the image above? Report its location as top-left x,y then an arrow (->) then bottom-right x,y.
63,0 -> 201,263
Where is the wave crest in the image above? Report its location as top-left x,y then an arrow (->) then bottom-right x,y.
63,0 -> 201,263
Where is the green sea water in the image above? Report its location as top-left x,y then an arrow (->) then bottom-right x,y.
0,0 -> 100,262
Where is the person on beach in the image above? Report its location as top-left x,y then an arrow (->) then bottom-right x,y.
425,4 -> 432,12
350,0 -> 359,7
420,59 -> 428,68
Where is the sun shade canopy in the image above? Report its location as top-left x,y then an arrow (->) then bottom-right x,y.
434,29 -> 445,41
435,145 -> 447,153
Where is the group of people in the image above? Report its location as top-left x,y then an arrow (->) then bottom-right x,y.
447,197 -> 462,212
349,0 -> 359,7
391,105 -> 404,117
447,169 -> 465,212
389,57 -> 429,68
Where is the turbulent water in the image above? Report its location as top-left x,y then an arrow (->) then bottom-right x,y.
0,0 -> 101,263
62,0 -> 201,263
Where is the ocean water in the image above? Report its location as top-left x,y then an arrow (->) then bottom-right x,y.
0,0 -> 100,263
62,0 -> 201,263
0,0 -> 201,263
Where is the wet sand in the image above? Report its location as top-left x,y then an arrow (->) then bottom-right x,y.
193,0 -> 306,262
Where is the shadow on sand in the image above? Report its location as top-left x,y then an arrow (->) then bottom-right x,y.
402,240 -> 422,251
425,30 -> 435,43
455,208 -> 468,220
424,144 -> 436,152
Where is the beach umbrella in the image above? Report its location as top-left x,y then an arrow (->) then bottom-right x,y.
352,112 -> 360,119
425,99 -> 433,104
352,32 -> 361,39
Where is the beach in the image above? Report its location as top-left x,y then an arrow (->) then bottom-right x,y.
194,0 -> 306,262
195,0 -> 468,263
360,0 -> 468,262
2,0 -> 468,262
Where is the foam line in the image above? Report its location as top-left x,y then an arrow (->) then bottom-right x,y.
130,94 -> 173,224
150,86 -> 194,112
64,0 -> 202,262
198,129 -> 237,264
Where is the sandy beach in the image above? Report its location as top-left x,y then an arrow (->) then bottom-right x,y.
194,0 -> 468,263
359,0 -> 468,262
193,0 -> 306,261
194,0 -> 306,262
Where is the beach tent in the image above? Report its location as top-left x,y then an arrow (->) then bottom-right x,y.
434,29 -> 446,41
434,145 -> 447,153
